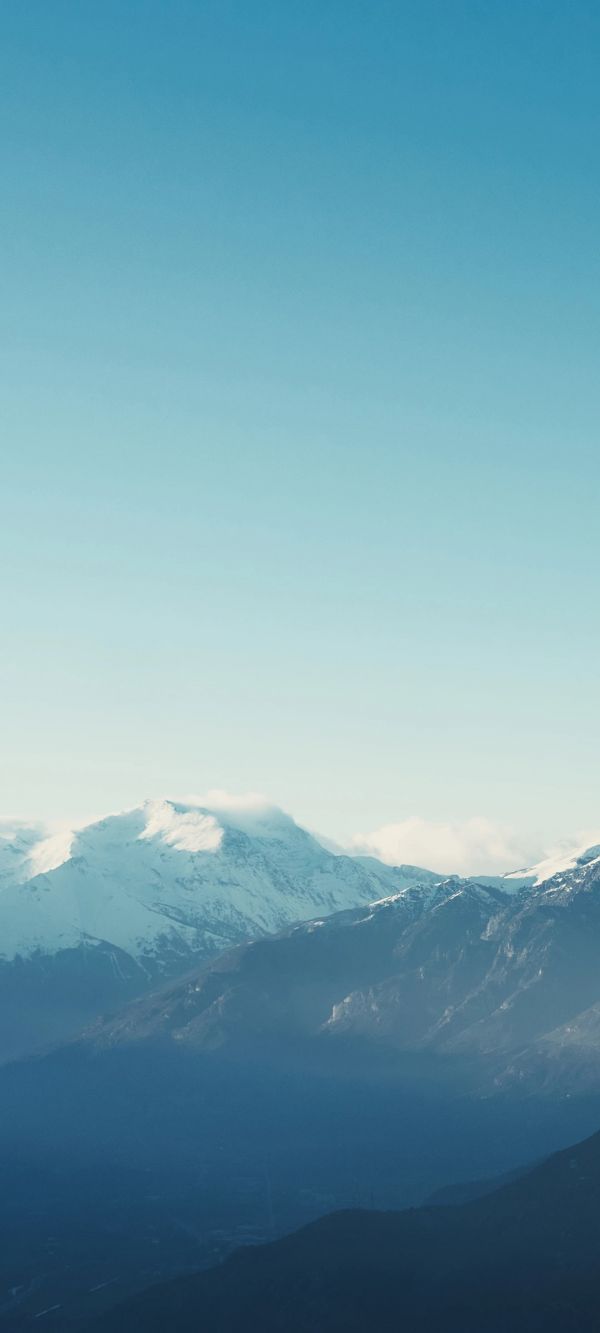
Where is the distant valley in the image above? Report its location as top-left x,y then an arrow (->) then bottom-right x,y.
89,1121 -> 600,1332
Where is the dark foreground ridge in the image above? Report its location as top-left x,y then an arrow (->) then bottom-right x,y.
88,1124 -> 600,1332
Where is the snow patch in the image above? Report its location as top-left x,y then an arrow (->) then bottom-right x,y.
139,800 -> 223,854
27,829 -> 74,876
506,837 -> 600,887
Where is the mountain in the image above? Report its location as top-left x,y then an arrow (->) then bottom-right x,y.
83,847 -> 600,1094
88,1123 -> 600,1332
0,797 -> 435,960
6,854 -> 600,1324
0,797 -> 438,1060
84,878 -> 504,1054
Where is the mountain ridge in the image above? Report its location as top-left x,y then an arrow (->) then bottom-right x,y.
75,852 -> 600,1095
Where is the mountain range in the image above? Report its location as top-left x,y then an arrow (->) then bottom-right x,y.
82,838 -> 600,1095
3,805 -> 600,1326
2,796 -> 600,1081
0,797 -> 440,1060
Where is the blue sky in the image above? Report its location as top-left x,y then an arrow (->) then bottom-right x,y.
1,1 -> 599,856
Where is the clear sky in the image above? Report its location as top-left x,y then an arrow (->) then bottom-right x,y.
1,1 -> 599,858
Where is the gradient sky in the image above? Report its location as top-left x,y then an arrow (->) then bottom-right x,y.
1,0 -> 599,852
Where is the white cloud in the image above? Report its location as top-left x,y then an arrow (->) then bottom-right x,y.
350,816 -> 544,877
181,789 -> 274,814
0,817 -> 46,840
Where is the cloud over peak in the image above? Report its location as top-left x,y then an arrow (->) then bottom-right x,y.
350,816 -> 543,877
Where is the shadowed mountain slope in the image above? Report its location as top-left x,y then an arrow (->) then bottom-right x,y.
83,854 -> 600,1093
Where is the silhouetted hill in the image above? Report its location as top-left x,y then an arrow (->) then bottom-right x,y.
89,1125 -> 600,1332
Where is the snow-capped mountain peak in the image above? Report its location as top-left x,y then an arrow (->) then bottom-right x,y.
0,795 -> 436,969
